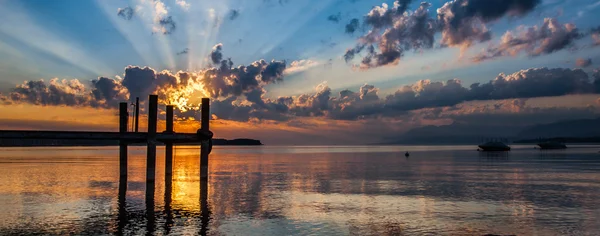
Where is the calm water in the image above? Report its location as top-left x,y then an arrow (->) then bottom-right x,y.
1,145 -> 600,235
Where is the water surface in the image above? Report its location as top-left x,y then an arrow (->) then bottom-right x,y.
0,145 -> 599,235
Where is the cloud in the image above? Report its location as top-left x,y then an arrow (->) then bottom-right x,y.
345,18 -> 359,34
271,67 -> 598,121
176,0 -> 190,10
327,12 -> 341,23
210,43 -> 223,64
576,58 -> 592,68
437,0 -> 540,49
229,9 -> 240,21
472,18 -> 582,62
592,27 -> 600,46
117,7 -> 134,20
176,48 -> 189,55
151,1 -> 176,35
345,2 -> 437,68
90,77 -> 129,107
7,78 -> 118,108
284,60 -> 319,74
157,16 -> 176,35
344,0 -> 543,68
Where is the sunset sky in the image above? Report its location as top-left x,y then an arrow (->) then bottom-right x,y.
1,0 -> 600,144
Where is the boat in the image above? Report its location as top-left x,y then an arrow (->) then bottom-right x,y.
478,141 -> 511,151
537,141 -> 567,150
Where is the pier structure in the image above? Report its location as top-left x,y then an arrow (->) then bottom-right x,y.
0,94 -> 214,184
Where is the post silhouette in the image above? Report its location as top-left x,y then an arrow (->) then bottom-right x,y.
119,102 -> 128,177
200,98 -> 210,182
164,174 -> 173,234
135,97 -> 140,133
147,95 -> 158,183
165,105 -> 174,177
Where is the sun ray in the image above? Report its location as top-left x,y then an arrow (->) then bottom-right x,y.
0,4 -> 113,77
253,0 -> 337,57
195,2 -> 228,70
94,0 -> 160,68
135,0 -> 176,70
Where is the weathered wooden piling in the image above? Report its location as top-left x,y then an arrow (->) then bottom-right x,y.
165,105 -> 174,176
200,98 -> 210,181
135,97 -> 140,133
119,102 -> 128,177
147,95 -> 158,182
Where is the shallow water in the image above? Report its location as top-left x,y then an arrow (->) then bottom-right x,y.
0,145 -> 599,235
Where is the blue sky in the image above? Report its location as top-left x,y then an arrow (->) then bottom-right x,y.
1,0 -> 600,144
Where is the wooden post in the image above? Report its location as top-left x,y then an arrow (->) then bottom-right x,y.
147,95 -> 158,183
119,102 -> 128,177
165,105 -> 174,177
200,98 -> 210,181
135,97 -> 140,133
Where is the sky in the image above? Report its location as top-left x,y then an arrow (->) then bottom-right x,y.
1,0 -> 600,145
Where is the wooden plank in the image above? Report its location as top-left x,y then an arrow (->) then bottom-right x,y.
0,130 -> 205,142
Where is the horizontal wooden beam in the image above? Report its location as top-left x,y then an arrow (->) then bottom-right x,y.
0,130 -> 211,143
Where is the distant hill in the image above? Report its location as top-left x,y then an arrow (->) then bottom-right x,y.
516,117 -> 600,139
514,137 -> 600,144
382,117 -> 600,145
384,123 -> 523,144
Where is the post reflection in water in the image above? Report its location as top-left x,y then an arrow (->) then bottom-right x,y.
115,148 -> 212,236
200,179 -> 211,236
164,173 -> 173,235
145,182 -> 155,236
117,175 -> 128,235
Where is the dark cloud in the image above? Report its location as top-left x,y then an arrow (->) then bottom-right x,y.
472,18 -> 582,62
176,48 -> 189,55
576,58 -> 592,68
117,7 -> 134,20
345,18 -> 359,34
364,0 -> 412,29
327,12 -> 341,23
90,77 -> 128,107
121,66 -> 157,101
158,16 -> 176,35
6,77 -> 129,109
437,0 -> 541,48
255,67 -> 599,121
229,9 -> 240,20
210,43 -> 223,64
345,0 -> 544,68
9,79 -> 90,107
592,27 -> 600,46
347,2 -> 437,68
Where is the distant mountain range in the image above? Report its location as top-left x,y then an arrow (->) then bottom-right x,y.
516,117 -> 600,139
384,117 -> 600,145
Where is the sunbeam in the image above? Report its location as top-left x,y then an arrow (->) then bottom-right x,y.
0,3 -> 112,77
94,0 -> 161,68
135,0 -> 176,70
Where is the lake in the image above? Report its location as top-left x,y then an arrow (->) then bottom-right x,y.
0,145 -> 599,235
